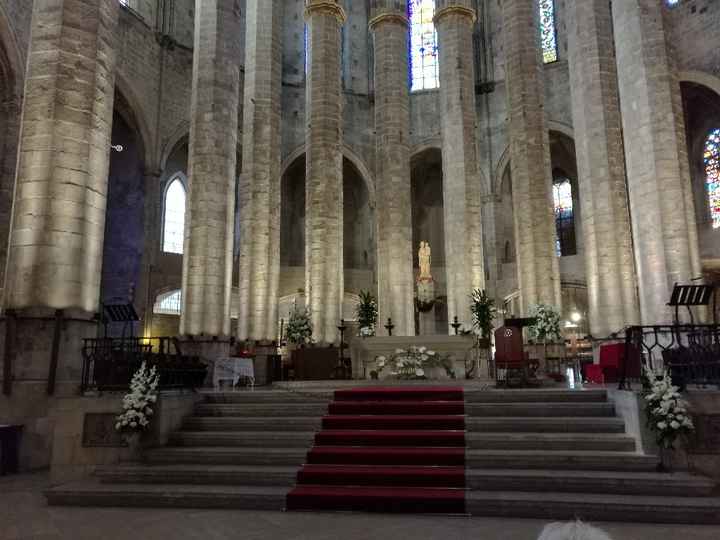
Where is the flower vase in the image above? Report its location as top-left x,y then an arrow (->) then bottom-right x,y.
123,432 -> 142,458
657,446 -> 674,473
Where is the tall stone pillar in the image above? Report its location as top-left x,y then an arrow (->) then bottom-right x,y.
434,1 -> 486,331
180,0 -> 242,337
501,0 -> 561,314
237,0 -> 282,342
4,0 -> 119,312
305,0 -> 346,344
0,0 -> 119,469
370,2 -> 415,337
612,0 -> 701,324
567,0 -> 640,337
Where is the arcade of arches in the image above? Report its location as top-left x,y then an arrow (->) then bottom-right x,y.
0,0 -> 720,472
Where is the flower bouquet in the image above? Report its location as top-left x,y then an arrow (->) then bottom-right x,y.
375,346 -> 455,380
115,361 -> 159,450
643,365 -> 694,471
286,306 -> 313,345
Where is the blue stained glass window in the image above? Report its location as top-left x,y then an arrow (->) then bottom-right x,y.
408,0 -> 439,91
553,178 -> 576,256
539,0 -> 558,64
704,129 -> 720,229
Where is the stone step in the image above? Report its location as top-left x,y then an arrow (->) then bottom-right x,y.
465,389 -> 607,403
200,391 -> 330,404
194,403 -> 328,417
466,469 -> 715,496
145,446 -> 307,466
466,402 -> 615,417
466,490 -> 720,524
466,433 -> 635,452
184,416 -> 322,432
96,464 -> 297,486
45,482 -> 286,510
169,431 -> 314,448
467,416 -> 626,433
467,450 -> 658,471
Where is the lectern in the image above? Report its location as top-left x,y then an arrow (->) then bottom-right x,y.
494,317 -> 535,386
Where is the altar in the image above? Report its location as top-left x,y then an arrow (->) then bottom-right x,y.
350,335 -> 480,380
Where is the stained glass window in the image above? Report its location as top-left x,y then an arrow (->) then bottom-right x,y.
409,0 -> 439,91
163,176 -> 186,254
704,129 -> 720,229
553,177 -> 576,256
154,290 -> 182,315
539,0 -> 558,64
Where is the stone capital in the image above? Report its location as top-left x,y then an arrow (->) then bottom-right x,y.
305,1 -> 347,24
433,5 -> 476,25
369,12 -> 409,31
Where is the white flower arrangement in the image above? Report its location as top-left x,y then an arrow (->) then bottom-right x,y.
643,365 -> 694,449
375,346 -> 455,380
115,361 -> 159,434
528,303 -> 562,343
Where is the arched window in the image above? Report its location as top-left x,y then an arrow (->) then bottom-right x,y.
539,0 -> 558,64
409,0 -> 439,92
553,176 -> 576,256
163,176 -> 186,254
704,129 -> 720,229
153,289 -> 182,315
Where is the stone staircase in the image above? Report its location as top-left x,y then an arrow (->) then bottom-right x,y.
464,388 -> 719,523
46,390 -> 327,509
45,387 -> 720,522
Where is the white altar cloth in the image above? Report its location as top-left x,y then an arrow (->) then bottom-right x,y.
213,357 -> 255,389
350,335 -> 485,380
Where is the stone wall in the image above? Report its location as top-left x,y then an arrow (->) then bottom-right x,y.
49,390 -> 200,484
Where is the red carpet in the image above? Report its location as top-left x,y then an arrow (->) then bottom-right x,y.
287,386 -> 466,513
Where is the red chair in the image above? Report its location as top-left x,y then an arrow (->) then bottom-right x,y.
584,342 -> 641,384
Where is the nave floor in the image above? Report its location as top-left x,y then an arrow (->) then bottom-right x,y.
3,473 -> 720,540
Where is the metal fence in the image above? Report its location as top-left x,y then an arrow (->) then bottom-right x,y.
80,336 -> 207,392
620,324 -> 720,389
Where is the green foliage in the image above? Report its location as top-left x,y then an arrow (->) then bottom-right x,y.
355,290 -> 378,333
470,289 -> 497,340
528,303 -> 562,343
286,306 -> 312,344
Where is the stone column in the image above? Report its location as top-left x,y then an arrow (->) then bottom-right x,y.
612,0 -> 702,324
501,0 -> 561,314
180,0 -> 242,337
136,170 -> 162,333
369,2 -> 415,337
4,0 -> 119,312
0,0 -> 120,469
0,97 -> 21,305
237,0 -> 282,342
305,0 -> 346,344
567,0 -> 640,337
434,1 -> 486,332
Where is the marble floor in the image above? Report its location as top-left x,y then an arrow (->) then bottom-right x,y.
2,473 -> 719,540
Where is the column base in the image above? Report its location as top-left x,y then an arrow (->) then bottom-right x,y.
0,308 -> 99,470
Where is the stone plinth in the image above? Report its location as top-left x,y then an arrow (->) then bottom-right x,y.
350,335 -> 478,380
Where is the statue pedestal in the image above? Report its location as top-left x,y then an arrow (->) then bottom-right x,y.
418,310 -> 436,335
350,335 -> 485,380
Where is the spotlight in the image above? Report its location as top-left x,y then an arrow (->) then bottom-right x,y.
111,144 -> 124,152
570,311 -> 582,323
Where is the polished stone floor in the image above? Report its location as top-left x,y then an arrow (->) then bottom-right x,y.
2,473 -> 720,540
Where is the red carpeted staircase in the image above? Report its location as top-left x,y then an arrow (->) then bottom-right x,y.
286,386 -> 466,513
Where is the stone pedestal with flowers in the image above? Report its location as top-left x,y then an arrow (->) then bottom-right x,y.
115,362 -> 159,459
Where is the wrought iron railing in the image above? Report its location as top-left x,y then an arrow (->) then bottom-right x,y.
80,336 -> 207,392
620,324 -> 720,389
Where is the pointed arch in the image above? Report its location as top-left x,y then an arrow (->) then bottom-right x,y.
162,173 -> 187,254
